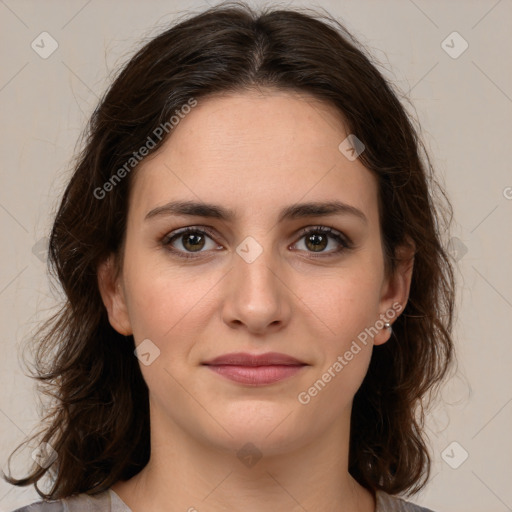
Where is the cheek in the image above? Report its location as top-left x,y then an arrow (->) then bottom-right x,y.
303,267 -> 383,338
297,267 -> 382,403
122,253 -> 221,359
298,276 -> 378,411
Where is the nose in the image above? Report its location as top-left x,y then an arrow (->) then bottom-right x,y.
221,241 -> 292,335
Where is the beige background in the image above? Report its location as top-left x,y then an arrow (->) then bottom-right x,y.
1,0 -> 511,510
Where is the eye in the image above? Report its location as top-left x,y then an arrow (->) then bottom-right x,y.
291,226 -> 352,257
161,225 -> 352,260
161,227 -> 221,259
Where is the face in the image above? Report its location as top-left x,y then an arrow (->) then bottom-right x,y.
98,89 -> 413,457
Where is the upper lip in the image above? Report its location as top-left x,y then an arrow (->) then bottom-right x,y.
202,352 -> 307,366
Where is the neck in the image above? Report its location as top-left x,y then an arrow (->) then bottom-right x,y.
112,399 -> 376,512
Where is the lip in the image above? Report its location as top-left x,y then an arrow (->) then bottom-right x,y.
202,352 -> 308,386
202,352 -> 306,366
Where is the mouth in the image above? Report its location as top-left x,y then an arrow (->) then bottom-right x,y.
201,352 -> 308,386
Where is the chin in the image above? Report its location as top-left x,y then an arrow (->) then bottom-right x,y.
197,402 -> 311,457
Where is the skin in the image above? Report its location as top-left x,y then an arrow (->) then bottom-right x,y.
98,88 -> 415,512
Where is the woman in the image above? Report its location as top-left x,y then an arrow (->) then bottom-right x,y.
4,2 -> 455,511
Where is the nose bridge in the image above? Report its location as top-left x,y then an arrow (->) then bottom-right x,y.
233,232 -> 281,298
223,231 -> 290,332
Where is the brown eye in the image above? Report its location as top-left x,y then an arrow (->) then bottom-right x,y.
162,227 -> 221,258
293,226 -> 351,256
304,232 -> 328,252
181,232 -> 206,252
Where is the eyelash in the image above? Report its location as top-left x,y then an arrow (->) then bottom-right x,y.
160,225 -> 353,260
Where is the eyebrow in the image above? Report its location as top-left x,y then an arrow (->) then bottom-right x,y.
144,200 -> 367,224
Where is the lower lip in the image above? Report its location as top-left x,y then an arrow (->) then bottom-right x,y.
205,364 -> 306,385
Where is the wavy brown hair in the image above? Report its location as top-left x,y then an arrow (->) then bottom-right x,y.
3,0 -> 456,501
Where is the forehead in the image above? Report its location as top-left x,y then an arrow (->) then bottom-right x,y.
129,89 -> 378,224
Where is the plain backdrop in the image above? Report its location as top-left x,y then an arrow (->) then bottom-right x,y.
1,1 -> 511,511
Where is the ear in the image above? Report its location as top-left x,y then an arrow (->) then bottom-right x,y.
97,254 -> 133,336
373,238 -> 415,346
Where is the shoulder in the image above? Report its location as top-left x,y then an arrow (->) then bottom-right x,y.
375,490 -> 438,512
10,501 -> 64,512
10,489 -> 117,512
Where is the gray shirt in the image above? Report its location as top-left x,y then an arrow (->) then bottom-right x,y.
11,488 -> 437,511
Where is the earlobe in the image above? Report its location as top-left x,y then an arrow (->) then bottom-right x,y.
374,239 -> 415,346
97,254 -> 133,336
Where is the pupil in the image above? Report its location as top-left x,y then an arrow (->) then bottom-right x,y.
184,233 -> 204,251
307,233 -> 327,252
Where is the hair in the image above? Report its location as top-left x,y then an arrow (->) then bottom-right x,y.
3,0 -> 456,501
